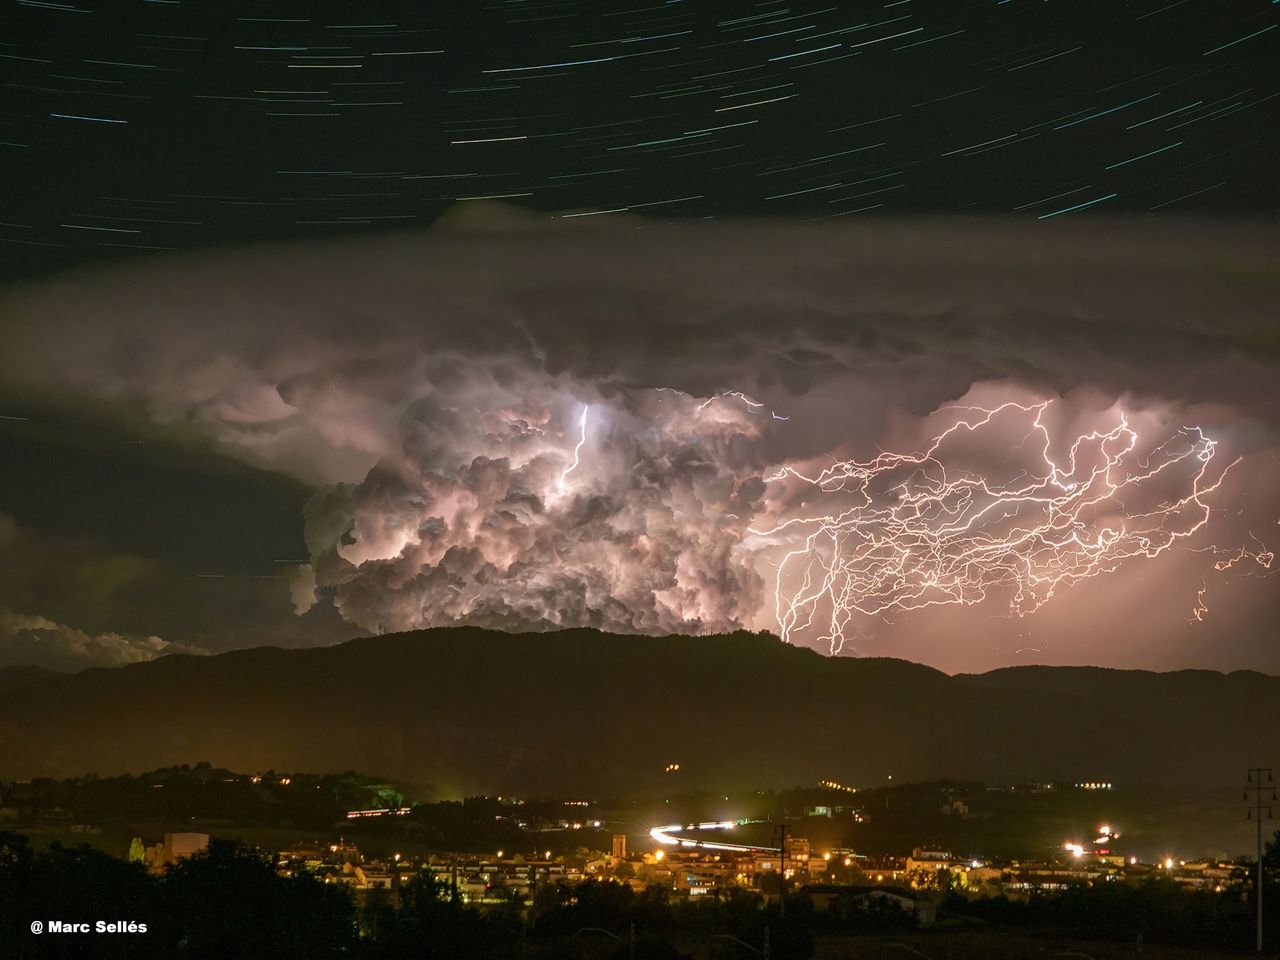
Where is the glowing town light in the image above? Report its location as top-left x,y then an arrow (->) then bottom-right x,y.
751,400 -> 1245,653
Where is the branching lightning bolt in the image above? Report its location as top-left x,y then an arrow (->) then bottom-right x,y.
1186,535 -> 1274,622
749,400 -> 1248,654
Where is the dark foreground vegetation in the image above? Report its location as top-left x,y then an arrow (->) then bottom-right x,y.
4,832 -> 1280,959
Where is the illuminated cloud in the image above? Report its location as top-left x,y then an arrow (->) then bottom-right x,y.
0,611 -> 202,672
307,383 -> 770,635
0,216 -> 1276,668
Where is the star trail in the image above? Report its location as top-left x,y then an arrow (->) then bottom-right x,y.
2,0 -> 1275,277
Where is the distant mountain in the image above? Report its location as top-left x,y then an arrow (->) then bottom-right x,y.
0,628 -> 1274,794
0,664 -> 62,694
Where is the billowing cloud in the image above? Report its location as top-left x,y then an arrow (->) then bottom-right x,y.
308,381 -> 772,635
0,611 -> 203,672
289,563 -> 318,617
0,215 -> 1277,670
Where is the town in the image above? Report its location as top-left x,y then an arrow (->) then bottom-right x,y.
263,829 -> 1247,924
3,762 -> 1275,958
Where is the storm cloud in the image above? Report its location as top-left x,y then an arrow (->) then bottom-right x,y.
1,215 -> 1277,670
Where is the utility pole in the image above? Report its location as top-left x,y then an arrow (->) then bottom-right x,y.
1245,767 -> 1275,955
774,819 -> 789,916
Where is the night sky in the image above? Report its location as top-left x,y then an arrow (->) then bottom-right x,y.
2,0 -> 1276,274
0,1 -> 1277,675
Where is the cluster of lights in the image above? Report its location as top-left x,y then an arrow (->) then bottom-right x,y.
819,779 -> 858,794
345,807 -> 411,819
752,401 -> 1243,653
1064,824 -> 1121,859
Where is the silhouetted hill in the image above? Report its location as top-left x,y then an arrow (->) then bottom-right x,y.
0,664 -> 61,693
0,628 -> 1274,794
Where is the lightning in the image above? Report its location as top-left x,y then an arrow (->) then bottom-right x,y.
1185,536 -> 1273,622
695,389 -> 789,421
697,390 -> 762,413
750,400 -> 1247,654
557,403 -> 589,493
309,377 -> 1269,648
1189,583 -> 1208,623
1209,539 -> 1274,573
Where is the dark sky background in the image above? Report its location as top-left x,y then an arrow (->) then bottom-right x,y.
2,0 -> 1276,272
0,1 -> 1276,675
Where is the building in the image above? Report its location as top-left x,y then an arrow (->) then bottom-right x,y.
785,836 -> 811,878
905,848 -> 953,873
162,832 -> 209,866
611,834 -> 627,859
354,865 -> 393,890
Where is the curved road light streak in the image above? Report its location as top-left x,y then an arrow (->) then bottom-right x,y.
649,821 -> 779,853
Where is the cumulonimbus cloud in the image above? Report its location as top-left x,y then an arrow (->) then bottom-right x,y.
306,380 -> 774,635
1,214 -> 1277,662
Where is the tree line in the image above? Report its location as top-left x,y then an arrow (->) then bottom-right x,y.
3,830 -> 1279,959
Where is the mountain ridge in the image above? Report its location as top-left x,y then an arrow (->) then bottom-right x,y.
2,627 -> 1274,794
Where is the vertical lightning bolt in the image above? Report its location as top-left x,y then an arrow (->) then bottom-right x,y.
558,403 -> 590,493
